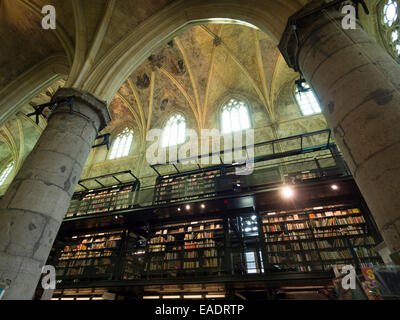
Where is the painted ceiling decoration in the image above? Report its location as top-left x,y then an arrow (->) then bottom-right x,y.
107,23 -> 297,142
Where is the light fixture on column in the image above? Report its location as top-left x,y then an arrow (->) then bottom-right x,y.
331,184 -> 339,190
177,208 -> 181,212
201,204 -> 205,209
185,204 -> 190,210
281,186 -> 294,198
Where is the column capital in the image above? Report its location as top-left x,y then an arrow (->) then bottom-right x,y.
51,88 -> 111,131
278,0 -> 359,72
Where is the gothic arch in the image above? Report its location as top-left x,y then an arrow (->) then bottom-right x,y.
0,54 -> 69,126
81,0 -> 304,103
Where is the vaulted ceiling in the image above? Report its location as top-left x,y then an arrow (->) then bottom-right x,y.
107,23 -> 297,140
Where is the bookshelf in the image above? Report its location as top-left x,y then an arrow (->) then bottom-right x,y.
66,184 -> 135,218
53,201 -> 383,286
144,218 -> 225,278
55,230 -> 123,283
154,168 -> 238,204
261,204 -> 382,272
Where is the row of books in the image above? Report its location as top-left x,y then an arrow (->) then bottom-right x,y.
157,171 -> 221,185
59,250 -> 114,260
184,232 -> 214,240
320,249 -> 353,260
286,222 -> 311,230
184,239 -> 216,249
158,182 -> 216,190
149,235 -> 175,244
263,217 -> 364,232
80,235 -> 121,243
62,240 -> 119,252
313,227 -> 366,238
266,231 -> 312,242
351,236 -> 376,246
267,243 -> 302,252
354,247 -> 378,258
66,186 -> 134,217
317,239 -> 347,248
155,171 -> 220,202
57,258 -> 113,268
262,208 -> 361,224
62,265 -> 112,276
148,258 -> 219,271
312,216 -> 365,227
155,224 -> 222,235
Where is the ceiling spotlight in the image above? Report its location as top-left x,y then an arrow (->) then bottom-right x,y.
282,186 -> 294,198
331,184 -> 339,190
185,204 -> 190,210
201,204 -> 205,209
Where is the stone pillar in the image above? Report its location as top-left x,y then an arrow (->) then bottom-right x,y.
279,1 -> 400,252
0,88 -> 110,299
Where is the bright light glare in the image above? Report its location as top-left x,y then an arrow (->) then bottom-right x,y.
282,186 -> 294,198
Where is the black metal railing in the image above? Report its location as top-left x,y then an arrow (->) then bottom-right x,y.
64,130 -> 351,219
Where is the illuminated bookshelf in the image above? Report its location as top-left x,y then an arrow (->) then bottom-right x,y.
261,205 -> 382,272
145,218 -> 225,278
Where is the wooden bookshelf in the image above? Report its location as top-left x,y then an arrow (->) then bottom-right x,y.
261,205 -> 382,272
145,218 -> 225,278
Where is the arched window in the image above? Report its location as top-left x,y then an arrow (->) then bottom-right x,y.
221,98 -> 251,134
162,114 -> 186,148
108,128 -> 134,159
295,82 -> 322,116
0,161 -> 14,185
379,0 -> 400,59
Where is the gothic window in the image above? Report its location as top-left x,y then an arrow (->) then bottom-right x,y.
221,98 -> 251,134
0,161 -> 14,185
295,82 -> 322,116
162,114 -> 186,148
108,128 -> 134,159
379,0 -> 400,60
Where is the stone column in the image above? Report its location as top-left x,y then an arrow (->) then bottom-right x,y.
279,1 -> 400,252
0,88 -> 110,299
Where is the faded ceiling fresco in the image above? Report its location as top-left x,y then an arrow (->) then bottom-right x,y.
107,23 -> 298,137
